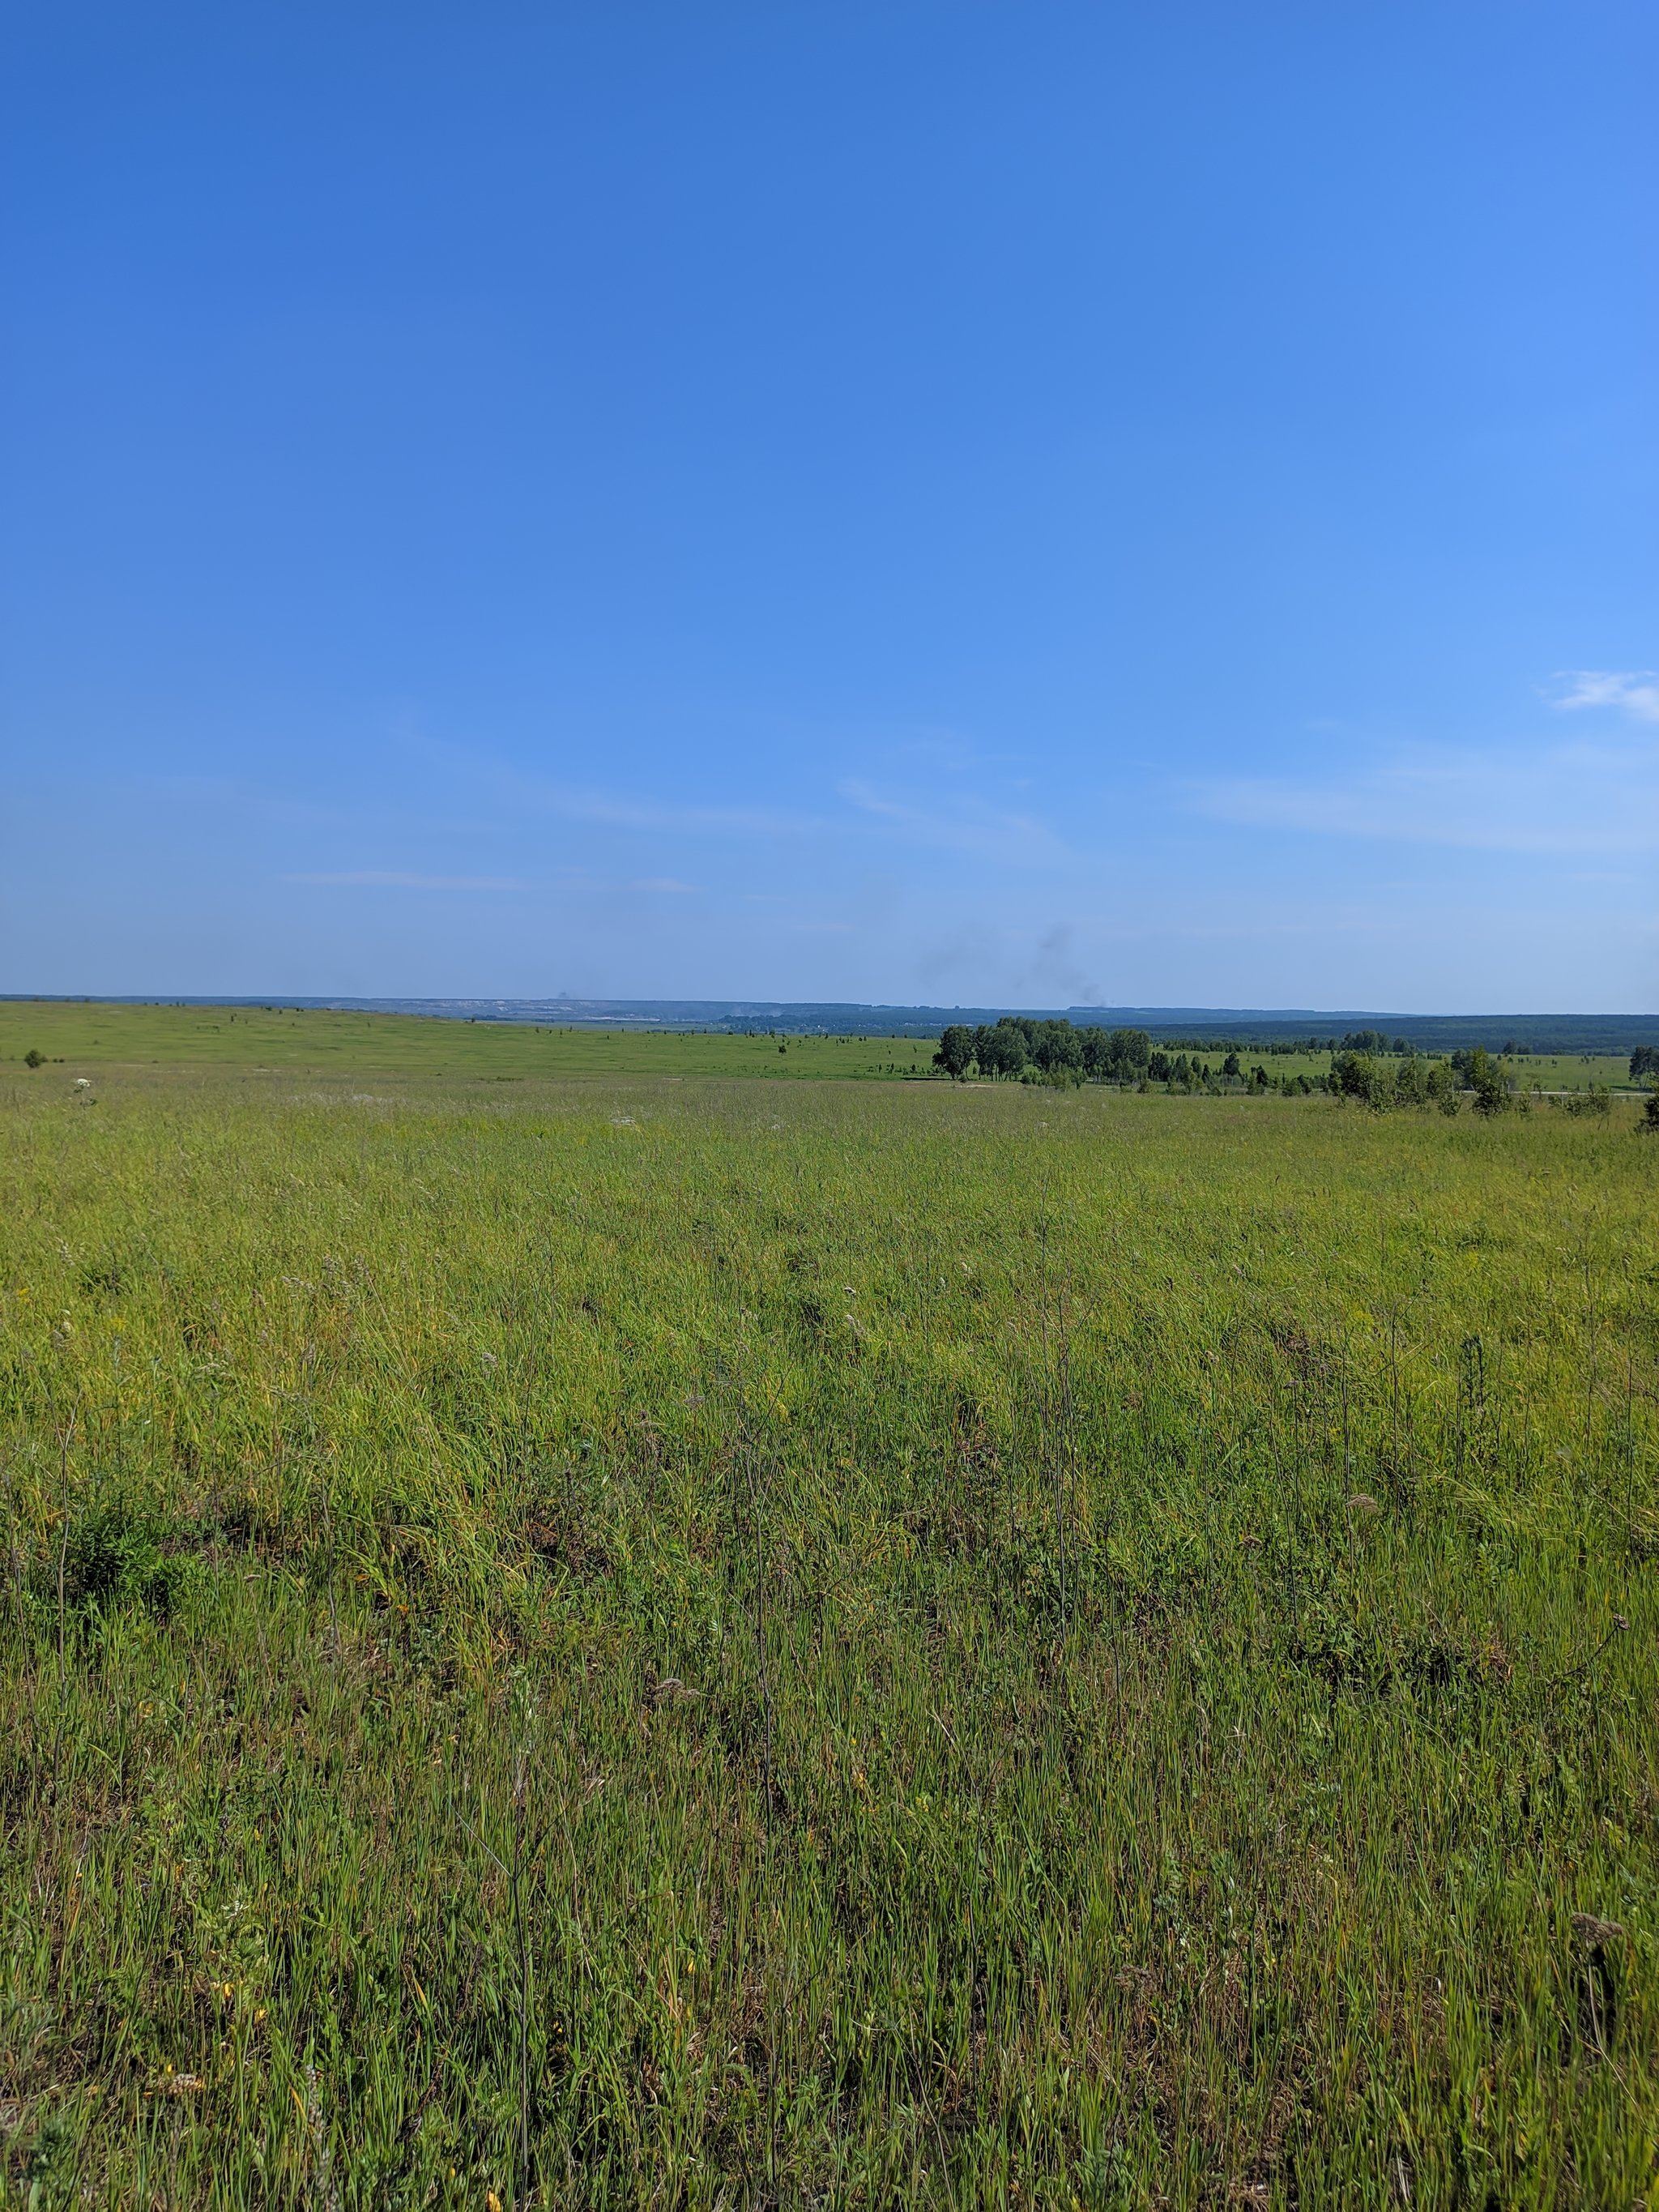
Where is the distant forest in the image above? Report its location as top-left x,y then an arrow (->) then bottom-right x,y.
932,1017 -> 1658,1107
931,1018 -> 1329,1094
12,996 -> 1655,1055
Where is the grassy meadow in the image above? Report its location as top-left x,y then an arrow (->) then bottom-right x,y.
2,1026 -> 1656,2208
1500,1056 -> 1642,1097
0,1002 -> 940,1085
2,999 -> 1640,1095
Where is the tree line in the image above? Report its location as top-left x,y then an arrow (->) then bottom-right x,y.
932,1019 -> 1321,1095
932,1020 -> 1659,1114
933,1018 -> 1145,1083
1333,1044 -> 1652,1119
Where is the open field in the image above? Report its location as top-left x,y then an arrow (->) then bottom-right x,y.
1503,1055 -> 1644,1095
6,1000 -> 1647,1099
0,1001 -> 939,1083
2,1036 -> 1656,2207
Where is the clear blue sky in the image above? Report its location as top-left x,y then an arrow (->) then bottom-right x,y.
2,3 -> 1654,1010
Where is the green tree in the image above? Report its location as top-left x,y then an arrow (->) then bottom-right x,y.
933,1025 -> 975,1081
1426,1061 -> 1459,1115
1080,1027 -> 1112,1080
975,1022 -> 1027,1079
1467,1046 -> 1508,1117
1111,1027 -> 1152,1079
1331,1050 -> 1375,1102
23,1048 -> 45,1068
1030,1020 -> 1084,1083
1392,1052 -> 1429,1107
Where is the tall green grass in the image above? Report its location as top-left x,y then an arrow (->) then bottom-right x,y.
2,1070 -> 1655,2207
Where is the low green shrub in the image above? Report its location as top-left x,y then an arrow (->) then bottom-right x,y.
45,1497 -> 194,1620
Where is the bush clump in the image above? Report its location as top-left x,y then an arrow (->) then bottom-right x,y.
45,1499 -> 194,1619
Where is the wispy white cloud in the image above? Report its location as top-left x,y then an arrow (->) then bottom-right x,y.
400,730 -> 827,839
1551,670 -> 1659,723
1192,739 -> 1658,855
290,867 -> 710,895
838,780 -> 1070,863
284,871 -> 528,890
403,728 -> 1072,866
500,771 -> 820,839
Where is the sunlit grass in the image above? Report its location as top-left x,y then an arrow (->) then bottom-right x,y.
2,1062 -> 1655,2207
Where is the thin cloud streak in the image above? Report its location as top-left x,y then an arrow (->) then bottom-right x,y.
1552,670 -> 1659,724
838,779 -> 1072,863
483,745 -> 1072,863
284,871 -> 531,890
501,771 -> 822,840
1192,741 -> 1659,855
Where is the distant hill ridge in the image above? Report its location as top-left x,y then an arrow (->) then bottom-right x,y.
4,994 -> 1653,1054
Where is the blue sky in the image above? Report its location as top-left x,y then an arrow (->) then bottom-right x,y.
2,2 -> 1654,1010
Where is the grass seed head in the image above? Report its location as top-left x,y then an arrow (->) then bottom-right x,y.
1572,1914 -> 1624,1949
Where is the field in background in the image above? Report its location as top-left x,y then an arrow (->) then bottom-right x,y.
1503,1053 -> 1644,1094
1,1032 -> 1655,2207
0,1000 -> 937,1082
3,998 -> 1644,1095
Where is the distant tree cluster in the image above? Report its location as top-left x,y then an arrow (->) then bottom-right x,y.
1146,1050 -> 1218,1087
1452,1047 -> 1525,1117
933,1018 -> 1154,1085
1261,1068 -> 1323,1096
1328,1047 -> 1463,1115
922,1025 -> 1656,1120
932,1019 -> 1337,1094
1328,1044 -> 1531,1117
1339,1029 -> 1412,1055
